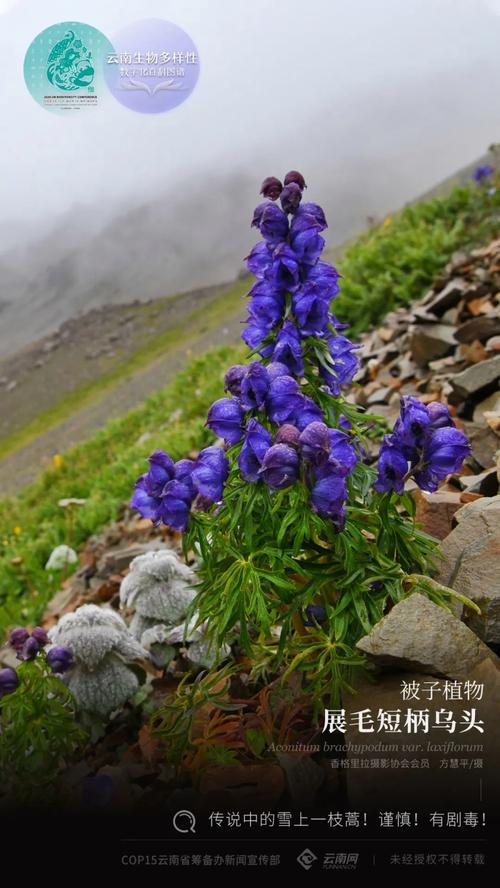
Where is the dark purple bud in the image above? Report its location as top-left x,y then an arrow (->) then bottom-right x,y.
9,627 -> 29,651
303,605 -> 327,626
259,443 -> 300,489
0,667 -> 19,699
46,646 -> 74,674
283,170 -> 307,191
275,424 -> 301,448
280,182 -> 302,214
260,176 -> 283,200
224,365 -> 247,398
31,626 -> 50,647
17,636 -> 40,661
206,398 -> 245,445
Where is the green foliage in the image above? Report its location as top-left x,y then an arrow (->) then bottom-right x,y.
338,180 -> 500,333
0,654 -> 87,803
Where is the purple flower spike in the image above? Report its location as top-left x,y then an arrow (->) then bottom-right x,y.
206,398 -> 245,445
47,646 -> 74,674
259,444 -> 300,490
0,667 -> 19,699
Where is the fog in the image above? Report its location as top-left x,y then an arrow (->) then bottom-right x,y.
1,0 -> 500,356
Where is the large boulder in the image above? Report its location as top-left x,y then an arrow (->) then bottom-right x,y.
356,593 -> 497,676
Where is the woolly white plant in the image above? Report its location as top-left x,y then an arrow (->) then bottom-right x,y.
143,616 -> 232,670
48,604 -> 147,716
119,549 -> 197,642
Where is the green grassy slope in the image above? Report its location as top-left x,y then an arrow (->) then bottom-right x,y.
0,177 -> 499,633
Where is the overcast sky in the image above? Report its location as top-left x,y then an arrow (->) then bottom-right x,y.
1,0 -> 500,352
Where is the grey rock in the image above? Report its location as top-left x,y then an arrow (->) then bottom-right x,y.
449,355 -> 500,401
455,315 -> 500,344
435,495 -> 500,587
473,391 -> 500,425
409,324 -> 457,367
356,593 -> 497,676
451,528 -> 500,645
423,278 -> 468,316
462,422 -> 500,469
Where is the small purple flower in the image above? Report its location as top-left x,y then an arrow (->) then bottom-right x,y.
393,396 -> 431,457
266,361 -> 290,380
299,421 -> 331,466
142,450 -> 175,497
246,242 -> 273,278
259,443 -> 300,489
426,401 -> 455,432
283,170 -> 307,190
17,636 -> 40,662
295,202 -> 327,231
241,323 -> 270,350
290,226 -> 325,265
240,362 -> 270,410
292,396 -> 324,431
280,182 -> 302,214
268,243 -> 301,291
266,375 -> 303,424
0,667 -> 19,699
303,604 -> 327,626
158,480 -> 194,531
46,646 -> 74,674
327,429 -> 358,476
292,283 -> 330,335
238,419 -> 272,482
206,398 -> 245,445
310,471 -> 347,530
305,260 -> 340,297
414,427 -> 471,493
472,164 -> 493,182
224,365 -> 247,398
9,627 -> 29,651
271,320 -> 304,376
192,446 -> 230,503
374,437 -> 408,494
260,176 -> 283,200
275,423 -> 301,448
31,626 -> 49,647
253,203 -> 289,244
247,290 -> 285,330
320,334 -> 359,395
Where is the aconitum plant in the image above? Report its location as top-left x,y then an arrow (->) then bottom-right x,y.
131,172 -> 472,710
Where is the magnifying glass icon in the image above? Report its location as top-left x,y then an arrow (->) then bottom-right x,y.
173,810 -> 197,834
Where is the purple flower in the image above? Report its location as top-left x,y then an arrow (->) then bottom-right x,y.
31,626 -> 49,647
295,202 -> 327,231
0,667 -> 19,699
252,203 -> 289,244
393,396 -> 431,458
290,226 -> 325,265
224,365 -> 247,398
292,283 -> 330,335
283,170 -> 307,190
426,401 -> 455,431
9,627 -> 29,651
47,646 -> 74,674
319,334 -> 359,395
310,471 -> 347,530
158,479 -> 194,531
472,164 -> 493,182
292,396 -> 324,431
247,290 -> 285,330
259,444 -> 300,489
17,636 -> 40,662
240,362 -> 270,410
238,419 -> 272,482
305,260 -> 340,297
192,446 -> 230,502
414,427 -> 471,493
260,176 -> 283,200
303,605 -> 327,626
241,323 -> 270,350
266,375 -> 303,424
246,242 -> 273,278
206,398 -> 245,445
268,243 -> 301,291
266,361 -> 290,380
142,450 -> 175,498
326,429 -> 358,476
299,421 -> 331,466
271,321 -> 304,376
374,437 -> 408,494
131,476 -> 161,522
280,182 -> 302,214
275,423 -> 301,448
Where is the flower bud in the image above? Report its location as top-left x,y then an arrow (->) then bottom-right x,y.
275,424 -> 301,448
32,626 -> 50,647
0,667 -> 19,699
260,176 -> 283,200
46,646 -> 74,674
9,627 -> 29,651
17,636 -> 40,661
284,170 -> 307,191
280,182 -> 302,214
